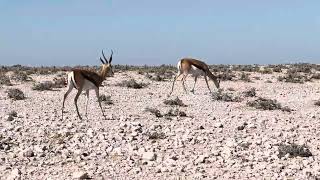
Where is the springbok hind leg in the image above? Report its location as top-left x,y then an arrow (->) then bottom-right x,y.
95,88 -> 106,120
191,76 -> 198,94
74,89 -> 83,120
62,85 -> 73,120
85,90 -> 90,117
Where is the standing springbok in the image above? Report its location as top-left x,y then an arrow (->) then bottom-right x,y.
62,50 -> 114,120
169,58 -> 220,95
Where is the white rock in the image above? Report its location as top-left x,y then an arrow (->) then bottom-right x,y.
23,149 -> 34,157
194,155 -> 208,165
5,115 -> 14,121
7,168 -> 21,180
214,123 -> 223,128
142,152 -> 156,161
72,171 -> 89,179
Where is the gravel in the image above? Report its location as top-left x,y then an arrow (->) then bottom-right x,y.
0,71 -> 320,179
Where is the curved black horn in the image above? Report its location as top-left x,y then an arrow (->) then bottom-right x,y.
102,50 -> 108,63
109,50 -> 113,63
100,57 -> 105,64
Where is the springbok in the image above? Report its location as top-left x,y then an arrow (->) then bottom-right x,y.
169,58 -> 220,95
62,50 -> 114,120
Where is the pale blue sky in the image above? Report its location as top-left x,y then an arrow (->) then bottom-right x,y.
0,0 -> 320,66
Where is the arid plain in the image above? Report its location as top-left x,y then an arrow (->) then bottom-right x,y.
1,64 -> 320,179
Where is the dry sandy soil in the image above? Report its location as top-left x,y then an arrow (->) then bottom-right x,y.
1,70 -> 320,179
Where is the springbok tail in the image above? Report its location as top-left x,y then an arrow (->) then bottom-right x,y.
67,72 -> 77,89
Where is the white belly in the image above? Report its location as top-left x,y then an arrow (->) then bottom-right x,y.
82,79 -> 97,91
189,65 -> 205,77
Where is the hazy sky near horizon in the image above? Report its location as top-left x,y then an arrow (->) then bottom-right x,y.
0,0 -> 320,66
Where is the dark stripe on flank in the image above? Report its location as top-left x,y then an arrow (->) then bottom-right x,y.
182,59 -> 208,72
80,72 -> 100,88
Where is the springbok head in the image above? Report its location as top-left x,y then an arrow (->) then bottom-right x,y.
100,50 -> 114,78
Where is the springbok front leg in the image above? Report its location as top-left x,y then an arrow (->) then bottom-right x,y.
74,88 -> 83,120
181,74 -> 188,93
190,75 -> 198,94
204,75 -> 212,94
85,90 -> 90,117
94,88 -> 106,120
169,72 -> 182,96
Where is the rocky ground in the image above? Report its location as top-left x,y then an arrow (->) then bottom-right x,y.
1,70 -> 320,179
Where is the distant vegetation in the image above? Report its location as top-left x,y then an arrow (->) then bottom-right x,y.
1,63 -> 320,74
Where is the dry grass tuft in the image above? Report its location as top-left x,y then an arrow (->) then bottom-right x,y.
99,95 -> 114,105
247,97 -> 292,112
163,97 -> 187,107
11,71 -> 31,82
278,71 -> 308,84
278,143 -> 312,158
7,88 -> 25,100
32,81 -> 55,91
144,107 -> 163,117
165,108 -> 187,117
0,73 -> 12,86
239,72 -> 252,82
116,79 -> 148,89
212,89 -> 242,102
314,100 -> 320,106
243,88 -> 256,97
247,97 -> 281,110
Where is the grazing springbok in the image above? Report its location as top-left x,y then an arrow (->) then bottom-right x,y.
169,58 -> 220,95
62,50 -> 114,120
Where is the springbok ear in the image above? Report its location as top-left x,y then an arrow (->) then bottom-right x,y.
100,57 -> 105,64
109,50 -> 113,63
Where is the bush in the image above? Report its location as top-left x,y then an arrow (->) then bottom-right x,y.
53,77 -> 66,88
163,97 -> 187,107
32,81 -> 54,91
218,71 -> 235,81
212,89 -> 242,102
272,66 -> 282,73
232,65 -> 260,72
259,68 -> 273,74
311,73 -> 320,80
243,88 -> 256,97
116,79 -> 148,89
247,97 -> 281,110
144,107 -> 162,117
146,73 -> 165,81
9,110 -> 18,117
11,71 -> 31,82
7,88 -> 25,100
240,72 -> 252,82
0,73 -> 12,86
99,95 -> 113,105
147,131 -> 166,140
281,106 -> 293,112
278,143 -> 312,158
278,72 -> 307,84
165,108 -> 187,117
290,63 -> 313,74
